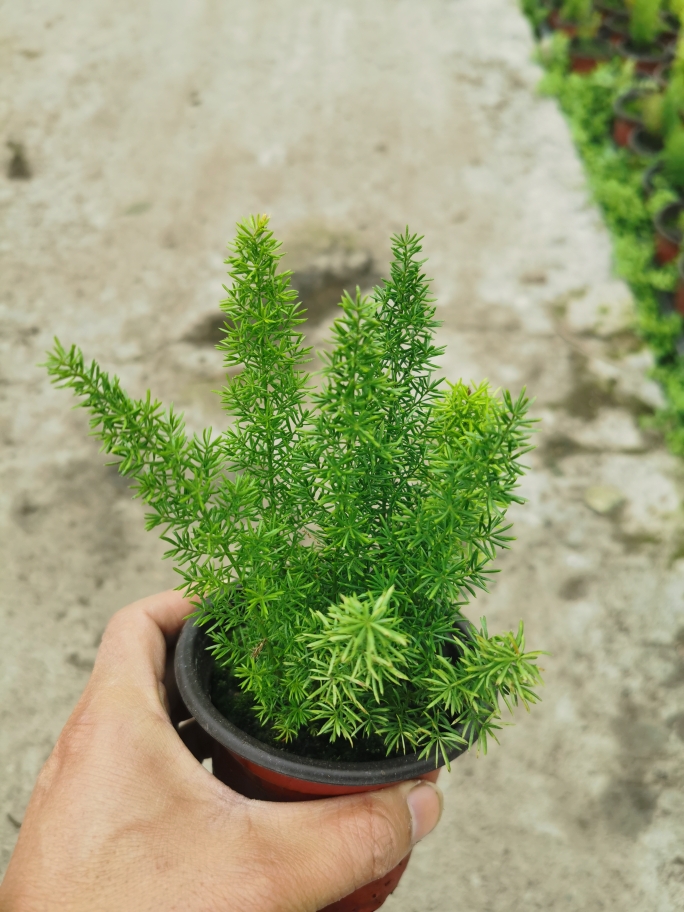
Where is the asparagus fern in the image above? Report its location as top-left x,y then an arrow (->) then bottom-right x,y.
46,215 -> 542,763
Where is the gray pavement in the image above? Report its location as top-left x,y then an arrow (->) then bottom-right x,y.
2,1 -> 684,908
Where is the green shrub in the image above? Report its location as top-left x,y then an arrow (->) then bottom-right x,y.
642,92 -> 665,135
664,126 -> 684,189
628,0 -> 663,48
534,43 -> 684,453
45,217 -> 543,762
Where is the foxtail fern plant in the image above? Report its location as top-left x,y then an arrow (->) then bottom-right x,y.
46,215 -> 542,763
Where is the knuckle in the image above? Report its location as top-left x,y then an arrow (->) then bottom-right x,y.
349,794 -> 401,881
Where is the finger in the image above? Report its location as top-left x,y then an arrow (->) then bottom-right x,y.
90,590 -> 195,704
248,778 -> 443,912
134,588 -> 197,642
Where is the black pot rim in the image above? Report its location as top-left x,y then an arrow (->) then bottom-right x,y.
613,86 -> 659,124
642,158 -> 664,197
569,37 -> 612,59
654,200 -> 684,244
618,39 -> 672,65
175,617 -> 474,787
628,125 -> 663,157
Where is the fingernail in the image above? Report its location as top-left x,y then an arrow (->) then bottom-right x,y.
407,781 -> 443,844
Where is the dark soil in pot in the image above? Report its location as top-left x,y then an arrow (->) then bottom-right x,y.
210,662 -> 390,763
653,200 -> 684,265
175,617 -> 477,912
628,125 -> 664,157
618,39 -> 673,75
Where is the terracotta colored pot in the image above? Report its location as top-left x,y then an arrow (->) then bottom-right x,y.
175,618 -> 475,912
618,38 -> 673,75
654,201 -> 684,265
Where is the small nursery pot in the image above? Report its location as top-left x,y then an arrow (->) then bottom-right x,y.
653,200 -> 684,265
618,39 -> 673,76
175,617 -> 474,912
612,87 -> 656,148
642,159 -> 664,199
568,39 -> 613,74
547,9 -> 579,36
627,125 -> 663,158
653,61 -> 672,87
603,13 -> 629,46
659,12 -> 680,50
676,255 -> 684,317
594,0 -> 627,18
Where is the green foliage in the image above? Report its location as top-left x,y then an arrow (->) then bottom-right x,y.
561,0 -> 592,22
628,0 -> 663,47
661,74 -> 684,137
641,91 -> 665,136
562,0 -> 601,35
664,126 -> 684,189
45,217 -> 542,764
522,0 -> 552,29
526,8 -> 684,455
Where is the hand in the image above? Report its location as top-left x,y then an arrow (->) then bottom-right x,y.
0,591 -> 443,912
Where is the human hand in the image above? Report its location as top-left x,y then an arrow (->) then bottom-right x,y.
0,590 -> 443,912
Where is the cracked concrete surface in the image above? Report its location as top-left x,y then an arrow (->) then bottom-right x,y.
2,0 -> 684,908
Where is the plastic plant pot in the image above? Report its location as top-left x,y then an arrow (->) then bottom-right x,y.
642,159 -> 664,199
652,60 -> 672,88
627,124 -> 664,157
676,256 -> 684,316
653,200 -> 684,265
547,9 -> 579,36
613,87 -> 654,147
603,12 -> 629,45
659,12 -> 680,49
569,38 -> 613,73
618,39 -> 673,75
175,617 -> 476,912
594,0 -> 627,17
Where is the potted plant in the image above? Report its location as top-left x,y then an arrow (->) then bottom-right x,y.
628,86 -> 668,153
653,126 -> 684,261
619,0 -> 672,73
548,0 -> 615,69
570,28 -> 615,71
674,250 -> 684,311
613,83 -> 663,146
45,217 -> 543,912
550,0 -> 597,34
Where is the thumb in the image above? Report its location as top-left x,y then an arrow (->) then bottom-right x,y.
249,778 -> 443,912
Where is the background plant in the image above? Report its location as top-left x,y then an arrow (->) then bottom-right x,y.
628,0 -> 663,47
533,30 -> 684,452
46,216 -> 542,763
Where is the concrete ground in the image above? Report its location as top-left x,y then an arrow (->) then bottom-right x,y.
2,0 -> 684,908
